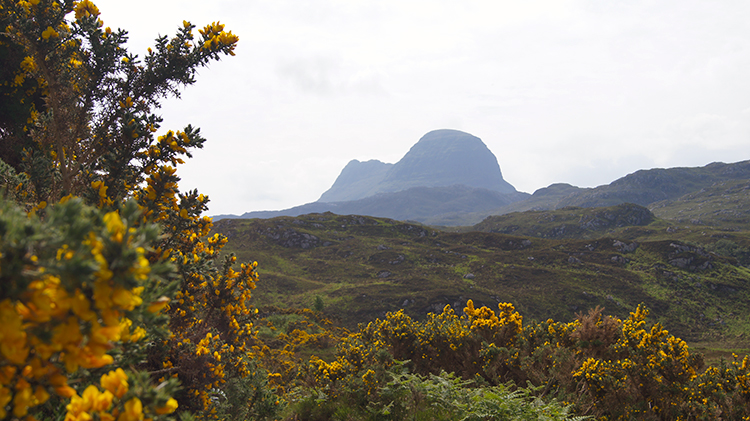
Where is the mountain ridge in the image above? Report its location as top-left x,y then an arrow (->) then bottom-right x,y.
235,184 -> 530,223
214,127 -> 750,226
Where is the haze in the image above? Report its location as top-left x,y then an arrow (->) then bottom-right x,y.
93,0 -> 750,215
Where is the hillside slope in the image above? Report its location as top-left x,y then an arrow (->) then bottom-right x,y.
214,213 -> 750,345
649,179 -> 750,229
495,160 -> 750,215
472,203 -> 655,239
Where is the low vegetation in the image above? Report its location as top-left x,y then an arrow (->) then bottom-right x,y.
215,210 -> 750,349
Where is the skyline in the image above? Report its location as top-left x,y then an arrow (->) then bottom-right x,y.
94,0 -> 750,215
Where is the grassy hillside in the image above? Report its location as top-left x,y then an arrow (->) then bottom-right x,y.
483,160 -> 750,220
214,211 -> 750,350
649,179 -> 750,229
469,203 -> 655,239
556,160 -> 750,208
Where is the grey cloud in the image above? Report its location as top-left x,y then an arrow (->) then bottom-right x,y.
276,56 -> 386,96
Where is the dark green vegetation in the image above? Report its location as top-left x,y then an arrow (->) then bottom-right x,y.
470,203 -> 655,239
289,368 -> 586,421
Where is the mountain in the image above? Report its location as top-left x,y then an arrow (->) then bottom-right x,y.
216,128 -> 750,226
374,129 -> 517,194
222,129 -> 526,224
317,129 -> 517,202
317,159 -> 392,202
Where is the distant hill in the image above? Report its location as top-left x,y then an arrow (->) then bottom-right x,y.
318,129 -> 517,203
472,203 -> 655,239
557,161 -> 750,208
485,160 -> 750,218
649,179 -> 750,229
238,184 -> 529,223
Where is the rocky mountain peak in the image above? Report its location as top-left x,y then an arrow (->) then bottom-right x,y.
318,129 -> 517,203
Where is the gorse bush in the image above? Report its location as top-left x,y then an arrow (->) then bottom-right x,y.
291,301 -> 750,420
0,197 -> 180,420
0,1 -> 281,420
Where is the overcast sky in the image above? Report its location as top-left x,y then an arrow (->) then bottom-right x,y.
94,0 -> 750,216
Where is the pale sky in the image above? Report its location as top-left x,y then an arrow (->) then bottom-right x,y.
94,0 -> 750,216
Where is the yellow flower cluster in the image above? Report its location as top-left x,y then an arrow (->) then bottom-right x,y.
361,369 -> 377,395
64,368 -> 177,421
0,200 -> 165,419
74,0 -> 100,20
572,357 -> 629,395
198,22 -> 239,55
300,300 -> 527,397
148,195 -> 265,416
463,300 -> 523,344
311,357 -> 345,383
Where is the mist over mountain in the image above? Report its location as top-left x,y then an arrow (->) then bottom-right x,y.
237,185 -> 528,223
318,129 -> 517,202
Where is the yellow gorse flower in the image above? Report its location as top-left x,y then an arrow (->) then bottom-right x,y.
41,26 -> 58,39
74,0 -> 100,20
155,397 -> 178,415
100,368 -> 129,399
198,21 -> 238,54
20,56 -> 36,72
117,397 -> 142,421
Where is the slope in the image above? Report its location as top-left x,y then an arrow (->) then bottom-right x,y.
214,213 -> 750,347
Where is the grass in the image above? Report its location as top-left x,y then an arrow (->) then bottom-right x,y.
689,342 -> 750,366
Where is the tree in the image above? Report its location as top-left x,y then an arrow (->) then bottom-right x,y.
0,1 -> 278,419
